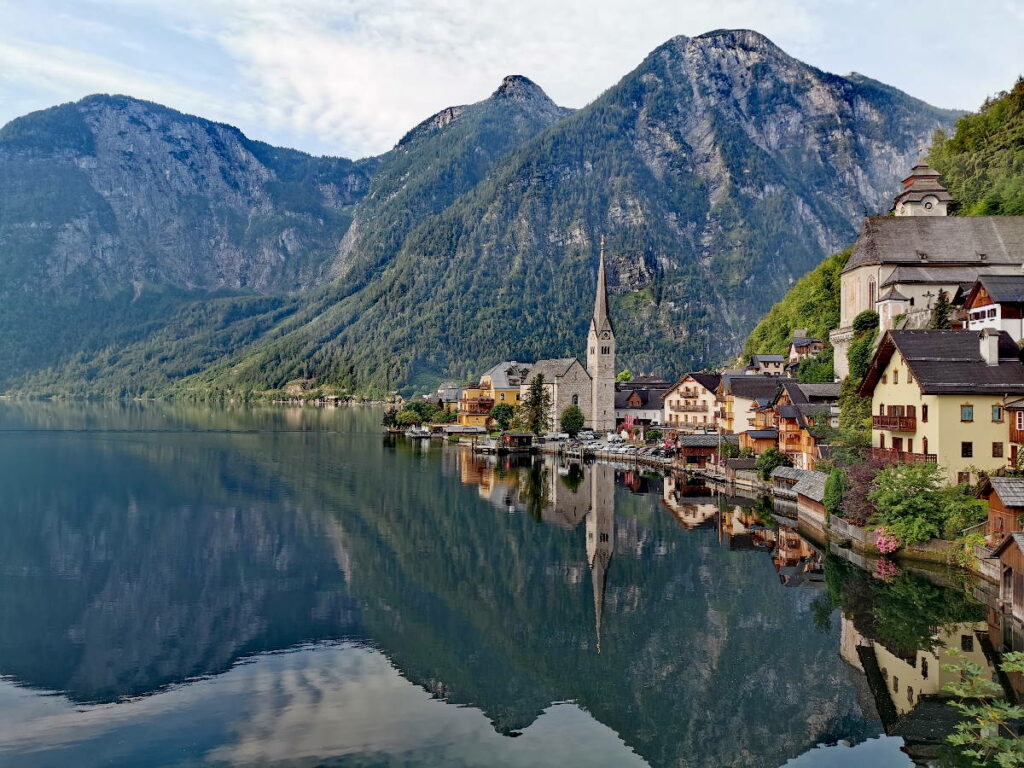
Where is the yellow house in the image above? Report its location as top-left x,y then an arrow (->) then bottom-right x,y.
859,329 -> 1024,484
458,361 -> 533,427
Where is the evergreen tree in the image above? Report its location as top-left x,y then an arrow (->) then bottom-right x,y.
929,289 -> 952,329
490,403 -> 515,431
824,469 -> 845,518
516,375 -> 551,435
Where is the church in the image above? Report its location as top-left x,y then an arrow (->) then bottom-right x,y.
521,243 -> 617,432
830,164 -> 1024,377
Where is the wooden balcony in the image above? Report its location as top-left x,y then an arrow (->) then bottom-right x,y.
459,398 -> 494,416
871,448 -> 937,464
872,414 -> 917,432
669,402 -> 708,413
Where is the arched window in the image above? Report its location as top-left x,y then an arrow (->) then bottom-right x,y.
572,394 -> 579,406
868,277 -> 877,308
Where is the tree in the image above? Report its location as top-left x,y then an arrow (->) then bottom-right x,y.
868,462 -> 948,544
616,369 -> 633,382
490,403 -> 515,431
395,409 -> 421,426
381,407 -> 399,428
823,468 -> 845,518
852,310 -> 879,334
516,374 -> 552,435
754,447 -> 792,481
559,404 -> 585,437
944,651 -> 1024,766
929,289 -> 952,329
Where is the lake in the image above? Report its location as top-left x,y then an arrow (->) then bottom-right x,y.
0,402 -> 992,767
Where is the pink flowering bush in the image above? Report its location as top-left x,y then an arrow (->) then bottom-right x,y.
874,527 -> 901,554
873,557 -> 901,583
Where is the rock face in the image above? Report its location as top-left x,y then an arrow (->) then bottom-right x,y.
0,30 -> 962,396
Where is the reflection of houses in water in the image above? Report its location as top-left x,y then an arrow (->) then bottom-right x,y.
772,527 -> 824,588
842,615 -> 993,760
660,474 -> 718,530
718,501 -> 773,552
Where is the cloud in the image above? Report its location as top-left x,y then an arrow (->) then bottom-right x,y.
0,1 -> 1021,157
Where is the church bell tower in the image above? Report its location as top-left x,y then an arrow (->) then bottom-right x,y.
587,237 -> 616,433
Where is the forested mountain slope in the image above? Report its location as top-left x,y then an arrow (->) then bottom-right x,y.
185,30 -> 959,395
0,30 -> 961,397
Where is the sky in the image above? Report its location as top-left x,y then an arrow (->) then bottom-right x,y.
1,0 -> 1022,159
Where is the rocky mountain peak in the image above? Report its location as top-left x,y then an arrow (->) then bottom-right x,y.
490,75 -> 552,104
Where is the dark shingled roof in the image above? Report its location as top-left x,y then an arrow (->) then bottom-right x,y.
797,383 -> 840,401
844,216 -> 1024,273
677,434 -> 722,448
726,458 -> 758,470
793,470 -> 829,503
790,336 -> 821,347
744,429 -> 778,440
615,388 -> 667,409
860,329 -> 1024,396
990,478 -> 1024,508
723,375 -> 788,401
751,354 -> 786,363
970,275 -> 1024,305
771,466 -> 804,481
666,372 -> 721,397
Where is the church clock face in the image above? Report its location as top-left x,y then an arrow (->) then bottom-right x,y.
601,331 -> 611,340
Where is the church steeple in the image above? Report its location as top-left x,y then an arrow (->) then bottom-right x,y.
586,235 -> 617,433
592,236 -> 614,335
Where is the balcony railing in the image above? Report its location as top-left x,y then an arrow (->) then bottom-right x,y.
872,414 -> 917,432
459,398 -> 494,416
871,448 -> 937,464
669,402 -> 708,413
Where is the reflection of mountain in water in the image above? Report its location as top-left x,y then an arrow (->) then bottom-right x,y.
0,402 -> 881,767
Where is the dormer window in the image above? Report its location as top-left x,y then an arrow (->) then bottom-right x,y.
917,251 -> 928,261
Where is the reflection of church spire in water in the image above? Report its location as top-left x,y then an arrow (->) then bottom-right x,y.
586,463 -> 614,653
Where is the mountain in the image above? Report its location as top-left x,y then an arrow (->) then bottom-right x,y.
0,30 -> 962,397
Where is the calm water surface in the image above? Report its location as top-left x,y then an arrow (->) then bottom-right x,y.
0,403 -> 989,767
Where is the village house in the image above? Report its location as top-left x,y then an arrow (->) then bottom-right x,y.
793,470 -> 828,520
995,533 -> 1024,624
963,275 -> 1024,343
787,329 -> 825,366
662,373 -> 721,432
747,354 -> 786,376
772,381 -> 840,469
738,428 -> 779,455
458,361 -> 532,427
718,374 -> 789,435
830,164 -> 1024,378
675,434 -> 733,469
436,381 -> 463,413
859,328 -> 1024,484
981,477 -> 1024,546
614,382 -> 667,430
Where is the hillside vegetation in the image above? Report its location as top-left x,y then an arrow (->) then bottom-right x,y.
928,77 -> 1024,216
742,250 -> 849,356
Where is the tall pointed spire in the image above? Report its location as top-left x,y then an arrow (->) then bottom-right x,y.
592,235 -> 614,335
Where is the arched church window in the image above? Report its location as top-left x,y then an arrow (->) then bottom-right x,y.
572,394 -> 579,406
868,278 -> 876,308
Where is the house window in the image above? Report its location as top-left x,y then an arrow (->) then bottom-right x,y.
908,439 -> 914,453
893,676 -> 899,694
882,373 -> 888,384
962,635 -> 974,653
879,434 -> 886,449
993,406 -> 1004,422
923,437 -> 928,455
500,392 -> 506,401
922,405 -> 929,423
893,370 -> 899,385
908,370 -> 914,384
572,394 -> 579,406
961,405 -> 974,422
1017,410 -> 1024,430
958,471 -> 971,484
962,442 -> 974,458
921,658 -> 928,679
995,442 -> 1005,458
879,403 -> 886,415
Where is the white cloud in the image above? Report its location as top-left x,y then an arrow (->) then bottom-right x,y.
0,0 -> 1021,157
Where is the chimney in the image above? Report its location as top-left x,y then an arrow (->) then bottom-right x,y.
981,328 -> 1001,367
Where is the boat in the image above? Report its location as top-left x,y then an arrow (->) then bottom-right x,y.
404,425 -> 432,439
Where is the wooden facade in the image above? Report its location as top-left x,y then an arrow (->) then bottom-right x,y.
996,534 -> 1024,624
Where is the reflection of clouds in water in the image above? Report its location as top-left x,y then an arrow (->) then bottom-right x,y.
0,644 -> 648,767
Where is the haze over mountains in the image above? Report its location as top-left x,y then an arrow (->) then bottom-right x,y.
0,29 -> 962,397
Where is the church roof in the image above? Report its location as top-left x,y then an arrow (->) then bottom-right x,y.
844,217 -> 1024,272
529,358 -> 586,382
